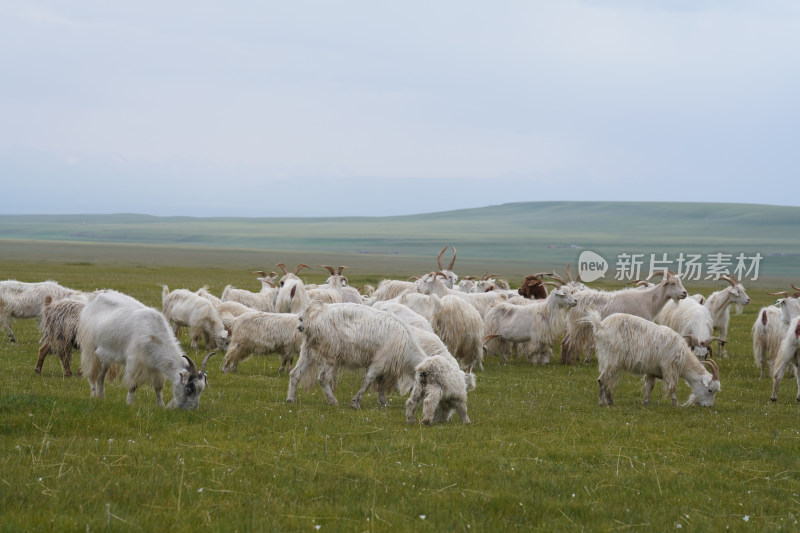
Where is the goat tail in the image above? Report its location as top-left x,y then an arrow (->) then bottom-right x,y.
581,309 -> 603,333
161,285 -> 170,307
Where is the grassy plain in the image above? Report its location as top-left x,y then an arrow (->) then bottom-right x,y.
0,240 -> 799,531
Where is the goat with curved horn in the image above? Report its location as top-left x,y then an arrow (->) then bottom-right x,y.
319,265 -> 336,275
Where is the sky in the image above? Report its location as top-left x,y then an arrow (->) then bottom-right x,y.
1,1 -> 798,217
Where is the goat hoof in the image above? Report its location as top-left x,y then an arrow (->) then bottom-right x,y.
770,397 -> 777,403
34,367 -> 42,375
286,398 -> 295,404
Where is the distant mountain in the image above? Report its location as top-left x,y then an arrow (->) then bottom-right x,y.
1,202 -> 798,277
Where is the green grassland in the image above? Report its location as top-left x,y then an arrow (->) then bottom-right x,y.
1,246 -> 800,531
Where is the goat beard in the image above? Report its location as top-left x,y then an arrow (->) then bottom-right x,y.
735,303 -> 744,315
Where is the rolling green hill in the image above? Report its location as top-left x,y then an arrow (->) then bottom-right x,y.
1,201 -> 798,278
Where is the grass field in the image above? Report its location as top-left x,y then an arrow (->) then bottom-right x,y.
1,244 -> 800,531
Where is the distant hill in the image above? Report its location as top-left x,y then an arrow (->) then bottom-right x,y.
1,202 -> 798,278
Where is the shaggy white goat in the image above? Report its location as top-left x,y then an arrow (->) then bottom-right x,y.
703,275 -> 750,357
769,315 -> 800,402
319,265 -> 362,303
0,280 -> 80,343
563,271 -> 688,364
220,311 -> 301,374
162,286 -> 229,350
405,353 -> 476,425
286,302 -> 427,409
753,288 -> 800,378
584,310 -> 721,407
79,290 -> 214,409
656,298 -> 722,360
484,287 -> 577,364
35,293 -> 88,376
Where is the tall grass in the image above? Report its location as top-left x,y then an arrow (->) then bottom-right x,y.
0,255 -> 798,531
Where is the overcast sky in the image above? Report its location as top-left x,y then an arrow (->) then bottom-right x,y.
1,1 -> 797,217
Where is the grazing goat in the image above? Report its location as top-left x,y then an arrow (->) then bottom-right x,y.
753,287 -> 800,378
584,311 -> 721,407
703,275 -> 750,357
770,315 -> 800,402
405,354 -> 476,425
162,286 -> 229,350
0,280 -> 80,343
656,298 -> 722,360
78,290 -> 214,409
563,271 -> 687,364
220,311 -> 301,373
35,294 -> 88,376
286,302 -> 427,409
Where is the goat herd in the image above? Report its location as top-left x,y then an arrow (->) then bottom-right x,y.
3,247 -> 800,424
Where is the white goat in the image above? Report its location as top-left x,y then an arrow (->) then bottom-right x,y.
319,265 -> 362,303
0,280 -> 80,343
770,315 -> 800,402
405,354 -> 476,425
753,288 -> 800,378
78,290 -> 214,409
584,311 -> 721,407
220,311 -> 301,374
703,275 -> 750,357
484,287 -> 577,364
35,293 -> 88,376
372,301 -> 434,333
162,286 -> 229,350
656,298 -> 722,360
563,271 -> 688,364
286,302 -> 427,409
221,285 -> 277,313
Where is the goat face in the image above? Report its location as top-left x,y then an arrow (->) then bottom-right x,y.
169,370 -> 208,410
550,287 -> 577,308
168,353 -> 212,410
685,372 -> 720,407
664,274 -> 688,302
729,284 -> 751,314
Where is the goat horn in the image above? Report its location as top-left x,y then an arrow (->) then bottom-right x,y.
437,246 -> 447,270
435,271 -> 448,280
447,246 -> 456,271
531,272 -> 550,278
294,264 -> 310,274
337,266 -> 348,275
720,274 -> 737,286
647,270 -> 667,280
408,275 -> 421,281
767,291 -> 788,297
250,270 -> 267,277
543,282 -> 560,288
484,273 -> 500,280
200,352 -> 215,375
792,283 -> 800,293
683,334 -> 700,347
702,359 -> 720,381
706,337 -> 725,346
275,263 -> 287,274
319,265 -> 336,275
792,291 -> 800,298
183,354 -> 198,376
566,263 -> 573,282
548,271 -> 568,286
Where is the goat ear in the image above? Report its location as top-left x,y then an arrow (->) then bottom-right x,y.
702,373 -> 712,387
179,369 -> 191,385
290,286 -> 297,298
